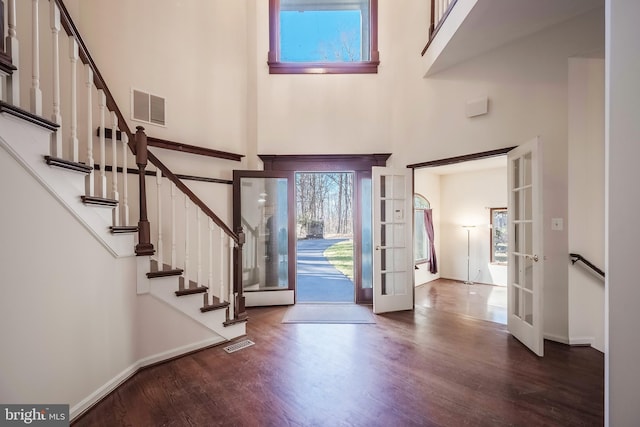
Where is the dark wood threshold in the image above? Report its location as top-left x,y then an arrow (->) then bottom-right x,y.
81,195 -> 118,207
110,225 -> 138,234
406,146 -> 516,169
45,156 -> 93,174
97,127 -> 244,162
0,101 -> 59,131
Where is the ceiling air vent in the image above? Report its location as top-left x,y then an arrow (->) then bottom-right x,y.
132,89 -> 166,126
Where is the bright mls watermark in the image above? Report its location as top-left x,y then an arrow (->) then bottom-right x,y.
1,405 -> 69,426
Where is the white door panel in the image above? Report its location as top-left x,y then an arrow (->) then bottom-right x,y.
507,138 -> 544,356
372,167 -> 414,314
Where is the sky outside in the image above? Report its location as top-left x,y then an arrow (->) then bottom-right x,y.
280,10 -> 362,62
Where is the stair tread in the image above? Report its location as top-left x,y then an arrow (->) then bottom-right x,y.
147,268 -> 183,278
110,225 -> 138,234
45,156 -> 93,174
81,195 -> 119,207
175,285 -> 208,297
200,301 -> 230,313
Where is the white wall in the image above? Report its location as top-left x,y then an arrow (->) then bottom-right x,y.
75,0 -> 251,179
414,169 -> 441,285
605,0 -> 640,424
439,167 -> 507,285
567,57 -> 605,352
0,140 -> 217,417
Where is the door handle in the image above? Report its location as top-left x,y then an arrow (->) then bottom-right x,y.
375,246 -> 381,251
526,254 -> 539,262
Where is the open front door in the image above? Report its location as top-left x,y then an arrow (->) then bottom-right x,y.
507,138 -> 544,356
233,170 -> 295,306
372,166 -> 414,314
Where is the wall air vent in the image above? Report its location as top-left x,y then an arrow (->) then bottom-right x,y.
132,89 -> 166,126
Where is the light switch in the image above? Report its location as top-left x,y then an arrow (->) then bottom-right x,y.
394,208 -> 404,221
551,218 -> 563,231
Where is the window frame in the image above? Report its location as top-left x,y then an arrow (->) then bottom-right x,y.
490,207 -> 508,265
414,194 -> 431,265
268,0 -> 380,74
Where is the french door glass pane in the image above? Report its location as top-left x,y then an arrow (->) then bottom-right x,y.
361,177 -> 373,289
240,177 -> 289,291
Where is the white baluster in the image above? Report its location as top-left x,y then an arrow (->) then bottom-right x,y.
69,38 -> 79,162
228,236 -> 235,319
121,133 -> 129,224
49,1 -> 62,157
6,0 -> 20,107
184,195 -> 190,286
208,218 -> 214,294
98,90 -> 107,198
170,182 -> 177,269
84,66 -> 93,195
30,0 -> 42,115
111,112 -> 120,226
156,169 -> 163,267
219,229 -> 224,302
197,208 -> 202,286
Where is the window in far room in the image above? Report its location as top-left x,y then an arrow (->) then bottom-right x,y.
268,0 -> 380,74
490,207 -> 508,264
414,194 -> 431,264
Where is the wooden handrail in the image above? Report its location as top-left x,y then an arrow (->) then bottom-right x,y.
147,136 -> 244,162
46,0 -> 245,320
147,149 -> 239,243
569,253 -> 605,279
97,127 -> 243,162
52,0 -> 239,245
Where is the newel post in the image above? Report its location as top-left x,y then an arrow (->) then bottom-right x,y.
234,227 -> 247,320
135,126 -> 155,256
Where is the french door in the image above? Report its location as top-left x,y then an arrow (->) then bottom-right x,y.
507,138 -> 544,356
372,166 -> 414,314
233,170 -> 295,306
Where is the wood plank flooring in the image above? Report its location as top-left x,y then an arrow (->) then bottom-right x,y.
74,300 -> 604,426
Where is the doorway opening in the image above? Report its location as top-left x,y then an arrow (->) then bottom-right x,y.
295,172 -> 355,303
410,153 -> 510,324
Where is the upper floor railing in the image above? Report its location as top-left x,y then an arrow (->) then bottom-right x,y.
422,0 -> 458,56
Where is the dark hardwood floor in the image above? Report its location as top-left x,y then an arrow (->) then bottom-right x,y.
74,301 -> 604,426
416,278 -> 507,324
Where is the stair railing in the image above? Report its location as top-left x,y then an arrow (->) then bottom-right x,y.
569,253 -> 605,279
421,0 -> 458,56
1,0 -> 246,322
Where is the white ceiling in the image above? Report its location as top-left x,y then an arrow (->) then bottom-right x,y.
424,0 -> 604,75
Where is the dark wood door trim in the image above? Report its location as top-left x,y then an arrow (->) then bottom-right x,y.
256,154 -> 391,304
406,147 -> 516,169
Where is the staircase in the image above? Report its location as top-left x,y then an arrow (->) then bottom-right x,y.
0,0 -> 247,344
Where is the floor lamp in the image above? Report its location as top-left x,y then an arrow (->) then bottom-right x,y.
462,225 -> 475,285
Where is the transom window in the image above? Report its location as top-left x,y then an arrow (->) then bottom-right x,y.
268,0 -> 380,74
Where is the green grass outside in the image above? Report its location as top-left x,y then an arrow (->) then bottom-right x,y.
323,239 -> 354,280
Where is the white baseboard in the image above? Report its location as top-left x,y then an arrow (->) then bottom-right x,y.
568,336 -> 595,346
544,333 -> 570,345
70,335 -> 227,420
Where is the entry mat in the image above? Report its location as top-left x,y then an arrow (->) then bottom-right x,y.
282,303 -> 376,324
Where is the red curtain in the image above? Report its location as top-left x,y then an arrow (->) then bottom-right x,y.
424,209 -> 438,274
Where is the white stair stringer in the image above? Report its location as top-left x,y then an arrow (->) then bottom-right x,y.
147,275 -> 246,341
0,113 -> 134,257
